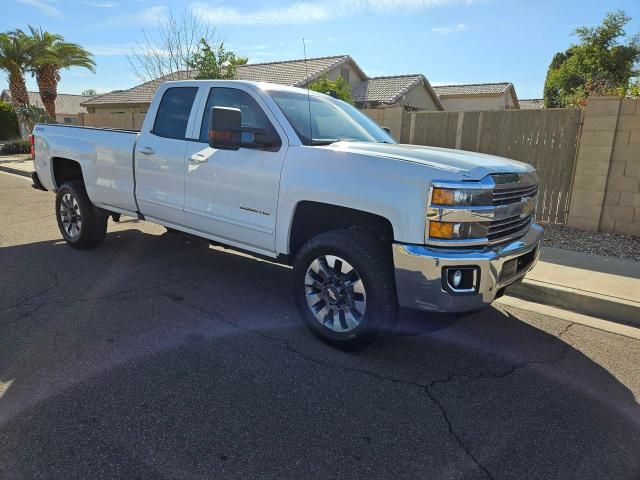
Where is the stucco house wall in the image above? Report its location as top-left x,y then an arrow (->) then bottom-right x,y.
402,85 -> 440,110
439,94 -> 512,111
324,63 -> 365,89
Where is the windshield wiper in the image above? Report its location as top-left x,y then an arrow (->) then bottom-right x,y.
310,139 -> 338,146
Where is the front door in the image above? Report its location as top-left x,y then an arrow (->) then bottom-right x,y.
183,86 -> 287,255
135,86 -> 198,226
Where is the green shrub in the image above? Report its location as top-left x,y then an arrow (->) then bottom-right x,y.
0,139 -> 31,155
0,101 -> 20,140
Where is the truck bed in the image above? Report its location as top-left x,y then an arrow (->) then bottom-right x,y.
33,123 -> 140,214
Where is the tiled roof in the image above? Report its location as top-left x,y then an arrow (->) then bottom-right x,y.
352,74 -> 422,104
519,98 -> 545,109
237,55 -> 360,87
81,71 -> 192,106
83,55 -> 363,106
432,82 -> 513,96
352,74 -> 444,110
1,90 -> 94,114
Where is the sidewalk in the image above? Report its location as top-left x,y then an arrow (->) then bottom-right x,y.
0,154 -> 32,177
506,247 -> 640,327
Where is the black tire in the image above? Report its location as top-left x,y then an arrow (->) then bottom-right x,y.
55,180 -> 107,249
293,229 -> 398,351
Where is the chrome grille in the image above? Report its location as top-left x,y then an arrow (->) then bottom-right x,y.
488,212 -> 534,243
493,184 -> 538,206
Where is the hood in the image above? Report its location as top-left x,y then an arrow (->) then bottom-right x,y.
324,142 -> 534,180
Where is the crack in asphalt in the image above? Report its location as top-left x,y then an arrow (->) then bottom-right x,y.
169,296 -> 575,480
0,270 -> 213,318
0,258 -> 60,314
1,248 -> 575,480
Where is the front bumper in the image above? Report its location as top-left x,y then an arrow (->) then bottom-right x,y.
392,224 -> 543,312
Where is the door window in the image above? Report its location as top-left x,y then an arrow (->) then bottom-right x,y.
152,87 -> 198,139
199,88 -> 280,149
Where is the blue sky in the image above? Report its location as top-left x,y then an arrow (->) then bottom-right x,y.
2,0 -> 639,99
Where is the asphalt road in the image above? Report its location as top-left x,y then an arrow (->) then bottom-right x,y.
1,172 -> 639,480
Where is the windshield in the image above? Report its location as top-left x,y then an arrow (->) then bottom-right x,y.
268,90 -> 396,146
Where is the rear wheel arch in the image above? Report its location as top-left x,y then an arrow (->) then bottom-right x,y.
52,157 -> 84,189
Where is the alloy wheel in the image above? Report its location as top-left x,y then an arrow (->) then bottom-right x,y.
59,192 -> 82,239
304,255 -> 367,333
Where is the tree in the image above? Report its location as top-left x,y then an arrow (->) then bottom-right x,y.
544,10 -> 640,107
27,26 -> 95,118
0,101 -> 20,139
0,30 -> 36,138
129,9 -> 219,83
0,30 -> 34,109
185,39 -> 244,80
307,75 -> 353,103
81,88 -> 97,96
15,104 -> 53,134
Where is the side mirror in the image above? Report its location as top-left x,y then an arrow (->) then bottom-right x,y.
209,107 -> 241,150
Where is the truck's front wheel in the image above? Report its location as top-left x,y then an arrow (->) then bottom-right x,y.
293,229 -> 397,351
55,180 -> 107,249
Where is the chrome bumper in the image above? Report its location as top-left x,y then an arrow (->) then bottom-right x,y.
392,224 -> 543,312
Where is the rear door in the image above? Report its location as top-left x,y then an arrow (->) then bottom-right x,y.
183,85 -> 288,255
135,86 -> 199,226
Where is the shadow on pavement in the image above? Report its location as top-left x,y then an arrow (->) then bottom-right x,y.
1,228 -> 639,479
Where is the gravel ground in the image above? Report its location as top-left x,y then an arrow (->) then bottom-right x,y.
541,223 -> 640,262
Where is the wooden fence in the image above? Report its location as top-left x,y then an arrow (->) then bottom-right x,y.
400,109 -> 583,224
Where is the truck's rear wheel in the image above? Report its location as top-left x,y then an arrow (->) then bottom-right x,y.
55,180 -> 107,249
293,229 -> 397,351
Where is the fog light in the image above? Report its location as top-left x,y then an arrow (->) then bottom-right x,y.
451,270 -> 462,288
443,266 -> 480,294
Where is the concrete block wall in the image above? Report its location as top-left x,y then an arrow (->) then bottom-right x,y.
567,96 -> 640,236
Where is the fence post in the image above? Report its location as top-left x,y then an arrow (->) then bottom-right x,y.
566,97 -> 622,232
455,112 -> 464,149
475,112 -> 483,151
409,113 -> 416,144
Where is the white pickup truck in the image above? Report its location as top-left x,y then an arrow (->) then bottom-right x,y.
31,80 -> 542,350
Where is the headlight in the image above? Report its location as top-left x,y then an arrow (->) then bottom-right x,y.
431,187 -> 492,207
428,221 -> 488,240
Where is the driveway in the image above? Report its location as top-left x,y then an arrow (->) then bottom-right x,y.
1,172 -> 639,480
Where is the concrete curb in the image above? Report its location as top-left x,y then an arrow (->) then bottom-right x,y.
0,166 -> 31,178
507,278 -> 640,328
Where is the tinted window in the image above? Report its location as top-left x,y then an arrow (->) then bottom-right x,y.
268,90 -> 395,146
152,87 -> 198,139
200,88 -> 278,149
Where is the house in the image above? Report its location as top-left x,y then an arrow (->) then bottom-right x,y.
519,98 -> 545,110
0,90 -> 94,124
82,55 -> 444,138
432,83 -> 519,111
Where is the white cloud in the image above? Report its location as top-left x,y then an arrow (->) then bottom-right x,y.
84,43 -> 137,55
190,0 -> 474,26
17,0 -> 64,18
81,1 -> 117,7
432,23 -> 469,35
102,5 -> 168,26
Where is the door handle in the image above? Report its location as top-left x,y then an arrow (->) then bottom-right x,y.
139,146 -> 155,155
190,153 -> 208,163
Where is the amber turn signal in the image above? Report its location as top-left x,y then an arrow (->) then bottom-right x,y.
429,221 -> 454,239
431,187 -> 456,206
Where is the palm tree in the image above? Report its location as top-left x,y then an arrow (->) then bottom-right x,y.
0,30 -> 34,109
0,30 -> 36,138
28,26 -> 95,119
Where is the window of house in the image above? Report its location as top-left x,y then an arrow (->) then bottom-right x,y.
152,87 -> 198,139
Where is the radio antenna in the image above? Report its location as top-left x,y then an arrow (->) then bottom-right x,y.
303,38 -> 312,144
